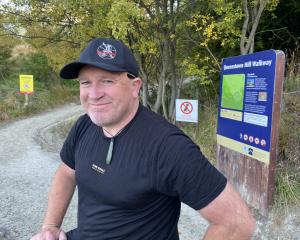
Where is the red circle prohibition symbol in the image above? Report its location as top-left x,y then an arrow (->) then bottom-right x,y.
180,102 -> 193,114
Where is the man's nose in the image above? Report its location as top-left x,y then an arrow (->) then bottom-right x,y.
89,85 -> 105,99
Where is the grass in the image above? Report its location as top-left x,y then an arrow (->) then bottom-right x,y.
0,76 -> 79,122
275,92 -> 300,211
275,171 -> 300,209
275,47 -> 300,210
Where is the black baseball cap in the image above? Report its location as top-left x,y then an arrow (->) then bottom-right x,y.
60,38 -> 139,79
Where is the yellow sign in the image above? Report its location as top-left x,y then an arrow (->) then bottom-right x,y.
19,75 -> 34,94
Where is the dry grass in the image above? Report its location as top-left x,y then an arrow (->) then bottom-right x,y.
0,78 -> 78,123
274,46 -> 300,209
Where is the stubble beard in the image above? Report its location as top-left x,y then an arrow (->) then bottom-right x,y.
87,107 -> 128,129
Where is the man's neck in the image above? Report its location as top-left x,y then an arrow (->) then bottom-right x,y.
102,101 -> 139,137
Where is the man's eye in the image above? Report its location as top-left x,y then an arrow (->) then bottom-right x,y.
80,81 -> 90,86
102,79 -> 114,84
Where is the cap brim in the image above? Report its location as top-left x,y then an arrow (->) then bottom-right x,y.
59,61 -> 127,79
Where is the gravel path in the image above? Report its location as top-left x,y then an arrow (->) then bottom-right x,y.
0,103 -> 299,240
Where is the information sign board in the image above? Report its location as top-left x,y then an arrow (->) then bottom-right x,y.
216,50 -> 285,215
217,50 -> 278,164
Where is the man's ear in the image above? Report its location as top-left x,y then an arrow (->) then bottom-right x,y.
131,77 -> 142,98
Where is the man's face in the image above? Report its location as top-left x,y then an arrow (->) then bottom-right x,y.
78,66 -> 141,129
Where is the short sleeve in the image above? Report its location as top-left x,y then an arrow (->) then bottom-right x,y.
60,115 -> 87,169
154,132 -> 227,210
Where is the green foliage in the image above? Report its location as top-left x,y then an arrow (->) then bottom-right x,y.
107,0 -> 142,39
0,39 -> 79,122
19,52 -> 58,84
185,1 -> 242,49
0,45 -> 12,79
179,1 -> 243,96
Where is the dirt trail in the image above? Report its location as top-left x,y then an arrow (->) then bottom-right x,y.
0,103 -> 299,240
0,103 -> 82,239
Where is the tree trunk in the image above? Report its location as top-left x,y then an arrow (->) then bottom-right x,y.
240,0 -> 267,55
134,52 -> 149,107
162,77 -> 168,119
168,40 -> 177,121
153,36 -> 169,113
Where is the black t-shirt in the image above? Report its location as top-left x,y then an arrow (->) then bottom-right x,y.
60,104 -> 227,240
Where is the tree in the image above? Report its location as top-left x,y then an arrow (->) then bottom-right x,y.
0,0 -> 281,121
240,0 -> 279,54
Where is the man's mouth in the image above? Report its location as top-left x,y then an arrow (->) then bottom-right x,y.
89,102 -> 111,110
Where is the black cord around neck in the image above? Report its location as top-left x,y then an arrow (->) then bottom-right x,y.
102,126 -> 125,138
102,125 -> 127,165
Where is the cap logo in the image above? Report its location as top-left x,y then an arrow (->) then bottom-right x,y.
97,42 -> 117,59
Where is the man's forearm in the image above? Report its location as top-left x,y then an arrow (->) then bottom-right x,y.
43,163 -> 76,228
199,183 -> 255,240
203,223 -> 254,240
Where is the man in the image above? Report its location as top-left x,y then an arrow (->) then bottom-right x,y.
31,38 -> 255,240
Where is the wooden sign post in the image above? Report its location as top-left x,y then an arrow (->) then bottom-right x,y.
216,50 -> 285,215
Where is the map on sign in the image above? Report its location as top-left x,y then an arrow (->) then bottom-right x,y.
221,74 -> 245,111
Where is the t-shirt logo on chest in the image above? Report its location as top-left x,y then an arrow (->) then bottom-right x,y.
92,163 -> 106,174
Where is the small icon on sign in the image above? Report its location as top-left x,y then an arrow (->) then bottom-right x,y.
243,134 -> 248,141
248,148 -> 253,156
180,102 -> 193,114
258,92 -> 267,101
249,136 -> 254,143
255,137 -> 260,144
261,139 -> 266,147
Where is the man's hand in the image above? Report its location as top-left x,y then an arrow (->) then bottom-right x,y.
30,227 -> 67,240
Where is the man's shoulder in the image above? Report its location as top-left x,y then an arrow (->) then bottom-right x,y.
69,113 -> 95,138
136,105 -> 189,146
139,105 -> 180,133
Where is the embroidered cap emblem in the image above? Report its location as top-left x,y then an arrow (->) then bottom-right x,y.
97,42 -> 117,59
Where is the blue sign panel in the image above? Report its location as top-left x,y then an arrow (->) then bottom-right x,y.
217,50 -> 278,164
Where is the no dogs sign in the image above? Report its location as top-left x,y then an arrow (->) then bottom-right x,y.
176,99 -> 198,123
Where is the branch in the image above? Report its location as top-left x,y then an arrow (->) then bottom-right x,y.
0,9 -> 76,27
244,0 -> 267,54
184,33 -> 221,70
240,0 -> 249,54
256,27 -> 299,44
256,27 -> 288,35
0,27 -> 80,46
135,0 -> 155,20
